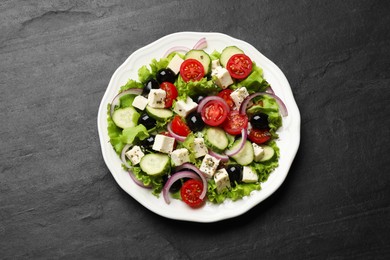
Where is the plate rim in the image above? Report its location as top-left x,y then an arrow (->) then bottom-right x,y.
97,31 -> 301,223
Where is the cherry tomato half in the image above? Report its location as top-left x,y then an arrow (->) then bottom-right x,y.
160,82 -> 178,108
223,111 -> 248,135
180,59 -> 205,82
248,129 -> 271,144
171,115 -> 191,137
217,89 -> 234,109
226,54 -> 253,79
180,179 -> 204,208
201,100 -> 229,126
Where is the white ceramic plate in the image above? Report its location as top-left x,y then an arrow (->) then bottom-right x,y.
97,32 -> 300,222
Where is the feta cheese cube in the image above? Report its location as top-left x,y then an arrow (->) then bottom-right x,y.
170,148 -> 190,166
167,54 -> 184,75
199,154 -> 220,178
132,95 -> 148,110
193,138 -> 208,158
211,66 -> 233,89
214,168 -> 231,193
252,143 -> 265,162
125,145 -> 145,165
242,166 -> 258,183
230,87 -> 249,108
148,89 -> 166,108
173,97 -> 198,117
152,134 -> 175,153
211,59 -> 220,70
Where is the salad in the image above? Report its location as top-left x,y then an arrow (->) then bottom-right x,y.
107,37 -> 288,208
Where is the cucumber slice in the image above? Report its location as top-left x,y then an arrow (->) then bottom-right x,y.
185,50 -> 212,74
231,140 -> 254,166
259,145 -> 275,162
112,107 -> 140,129
204,127 -> 228,152
140,153 -> 170,176
219,46 -> 244,68
145,106 -> 173,121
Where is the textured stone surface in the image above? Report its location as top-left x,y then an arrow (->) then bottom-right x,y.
1,0 -> 389,259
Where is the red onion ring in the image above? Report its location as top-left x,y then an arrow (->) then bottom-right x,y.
162,171 -> 201,204
225,129 -> 248,157
209,150 -> 229,162
128,170 -> 152,189
163,46 -> 191,58
239,92 -> 288,117
193,37 -> 207,50
197,96 -> 230,114
175,163 -> 208,200
110,88 -> 143,118
167,122 -> 187,142
120,144 -> 133,169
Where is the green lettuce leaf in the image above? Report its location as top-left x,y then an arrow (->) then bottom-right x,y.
138,58 -> 171,84
231,63 -> 270,93
131,166 -> 164,196
209,50 -> 221,60
107,104 -> 125,153
121,124 -> 149,144
120,79 -> 143,92
246,95 -> 282,137
207,180 -> 261,204
175,76 -> 221,100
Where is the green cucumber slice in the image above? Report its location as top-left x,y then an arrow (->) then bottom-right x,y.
231,140 -> 254,166
259,145 -> 275,162
185,50 -> 212,74
140,153 -> 170,176
112,107 -> 140,129
219,46 -> 244,68
145,106 -> 173,121
204,127 -> 229,152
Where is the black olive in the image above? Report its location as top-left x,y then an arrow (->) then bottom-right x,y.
226,164 -> 243,186
250,113 -> 269,130
193,95 -> 205,104
142,79 -> 159,96
140,135 -> 155,148
186,111 -> 205,132
156,68 -> 176,84
138,113 -> 156,129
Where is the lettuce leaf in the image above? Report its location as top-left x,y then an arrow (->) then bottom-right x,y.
138,58 -> 171,84
207,180 -> 261,204
131,166 -> 164,196
121,124 -> 149,144
120,79 -> 143,92
231,63 -> 270,93
209,50 -> 221,60
246,95 -> 282,137
175,76 -> 221,100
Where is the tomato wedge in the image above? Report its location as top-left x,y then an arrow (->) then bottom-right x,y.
226,54 -> 253,79
180,59 -> 205,82
171,115 -> 191,137
160,82 -> 178,108
180,179 -> 204,208
248,129 -> 271,144
223,111 -> 248,135
201,100 -> 229,126
217,89 -> 234,109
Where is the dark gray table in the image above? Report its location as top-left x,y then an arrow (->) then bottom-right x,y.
1,0 -> 389,259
